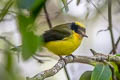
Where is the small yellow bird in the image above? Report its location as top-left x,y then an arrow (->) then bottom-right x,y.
42,21 -> 87,56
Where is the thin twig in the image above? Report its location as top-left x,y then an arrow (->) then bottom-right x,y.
32,56 -> 44,63
108,0 -> 116,54
43,4 -> 52,29
0,36 -> 21,62
87,0 -> 108,21
90,49 -> 98,55
64,66 -> 70,80
109,37 -> 120,54
97,28 -> 108,35
35,54 -> 51,57
61,0 -> 73,10
39,0 -> 73,18
0,36 -> 15,47
0,9 -> 18,15
0,0 -> 14,22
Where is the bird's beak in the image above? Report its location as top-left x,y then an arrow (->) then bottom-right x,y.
82,32 -> 88,38
77,30 -> 88,38
83,34 -> 88,38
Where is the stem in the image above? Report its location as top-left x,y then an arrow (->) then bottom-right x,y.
0,36 -> 15,47
108,0 -> 116,54
109,37 -> 120,54
64,66 -> 70,80
59,56 -> 70,80
43,4 -> 52,29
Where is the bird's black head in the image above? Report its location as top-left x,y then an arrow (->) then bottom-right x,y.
70,22 -> 88,37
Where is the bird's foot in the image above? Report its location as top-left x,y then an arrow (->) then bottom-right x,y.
59,56 -> 67,64
66,54 -> 75,61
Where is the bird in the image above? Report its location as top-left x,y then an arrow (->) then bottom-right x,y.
42,21 -> 87,56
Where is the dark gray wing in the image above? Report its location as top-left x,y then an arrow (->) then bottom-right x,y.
42,23 -> 72,42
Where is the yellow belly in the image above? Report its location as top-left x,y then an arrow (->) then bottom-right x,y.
45,32 -> 83,56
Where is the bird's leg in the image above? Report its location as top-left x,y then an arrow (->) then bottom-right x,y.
66,54 -> 75,61
59,56 -> 67,64
69,54 -> 75,58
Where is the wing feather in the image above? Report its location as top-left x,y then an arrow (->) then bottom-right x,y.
42,24 -> 72,42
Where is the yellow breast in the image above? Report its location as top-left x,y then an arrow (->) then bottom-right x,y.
45,31 -> 83,56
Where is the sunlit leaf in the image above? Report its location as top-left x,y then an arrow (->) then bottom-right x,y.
77,0 -> 81,5
17,0 -> 46,60
91,63 -> 112,80
111,62 -> 119,72
79,71 -> 92,80
61,0 -> 69,12
111,62 -> 120,80
17,15 -> 43,60
0,0 -> 14,21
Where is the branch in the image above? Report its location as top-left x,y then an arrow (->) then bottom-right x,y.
27,53 -> 120,80
108,0 -> 116,54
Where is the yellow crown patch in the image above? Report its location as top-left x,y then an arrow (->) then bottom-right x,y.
75,21 -> 85,28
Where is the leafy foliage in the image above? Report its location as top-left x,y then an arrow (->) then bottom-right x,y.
79,71 -> 92,80
17,0 -> 46,19
61,0 -> 69,11
17,15 -> 43,60
0,48 -> 22,80
91,63 -> 112,80
115,54 -> 120,56
17,0 -> 46,60
111,62 -> 120,80
0,0 -> 14,21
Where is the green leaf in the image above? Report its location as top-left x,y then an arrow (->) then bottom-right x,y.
17,15 -> 43,60
115,54 -> 120,56
0,0 -> 14,21
80,71 -> 92,80
91,63 -> 112,80
61,0 -> 69,12
110,62 -> 119,72
17,0 -> 46,60
30,0 -> 46,17
17,0 -> 46,18
77,0 -> 81,5
116,72 -> 120,80
111,62 -> 120,80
